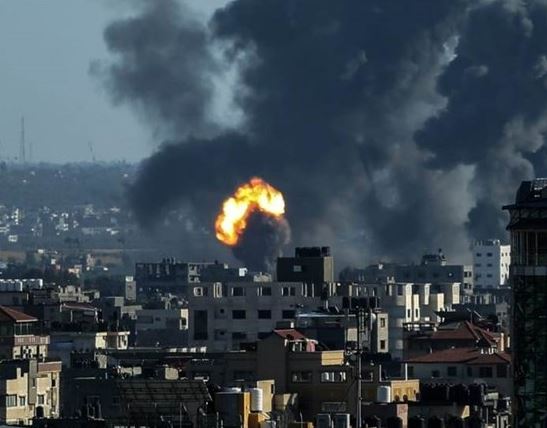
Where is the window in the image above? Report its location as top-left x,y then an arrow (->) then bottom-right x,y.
407,366 -> 414,377
431,370 -> 440,378
293,265 -> 302,273
380,340 -> 386,350
320,371 -> 347,383
447,366 -> 457,377
37,395 -> 45,405
260,287 -> 272,296
476,253 -> 482,257
478,367 -> 493,378
232,287 -> 245,297
407,309 -> 411,319
467,367 -> 472,377
232,310 -> 246,319
193,287 -> 206,297
232,332 -> 247,340
415,309 -> 419,318
282,287 -> 296,297
5,395 -> 16,407
380,318 -> 386,328
486,274 -> 493,278
497,364 -> 508,378
193,310 -> 208,340
258,310 -> 272,319
282,310 -> 296,319
487,263 -> 493,267
292,371 -> 312,383
397,285 -> 404,296
475,263 -> 482,267
19,396 -> 25,406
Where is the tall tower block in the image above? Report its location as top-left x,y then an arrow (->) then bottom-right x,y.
504,179 -> 547,426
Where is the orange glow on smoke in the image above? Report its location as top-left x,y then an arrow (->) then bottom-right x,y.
215,177 -> 285,246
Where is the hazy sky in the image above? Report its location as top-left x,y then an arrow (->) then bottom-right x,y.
0,0 -> 226,163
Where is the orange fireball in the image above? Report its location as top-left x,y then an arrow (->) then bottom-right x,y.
215,177 -> 285,246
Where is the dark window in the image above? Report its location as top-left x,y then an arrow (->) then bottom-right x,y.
447,366 -> 457,377
407,366 -> 414,377
380,340 -> 386,350
291,371 -> 312,383
193,310 -> 208,340
496,364 -> 508,378
232,310 -> 246,319
232,287 -> 245,296
431,370 -> 440,378
282,310 -> 295,319
487,252 -> 493,257
476,253 -> 482,257
261,287 -> 272,296
232,332 -> 247,340
467,367 -> 472,377
258,310 -> 272,319
479,366 -> 493,378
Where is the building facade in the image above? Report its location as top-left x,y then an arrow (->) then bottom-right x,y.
504,179 -> 547,426
473,240 -> 511,289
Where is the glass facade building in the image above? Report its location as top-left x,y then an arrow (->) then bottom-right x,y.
504,179 -> 547,427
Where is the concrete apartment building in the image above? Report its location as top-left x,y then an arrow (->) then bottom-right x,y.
187,281 -> 321,350
0,306 -> 62,425
473,239 -> 511,289
346,282 -> 460,359
0,359 -> 61,425
135,307 -> 188,347
0,306 -> 49,360
344,251 -> 474,301
405,347 -> 511,396
184,329 -> 419,420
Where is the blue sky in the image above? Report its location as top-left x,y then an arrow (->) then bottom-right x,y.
0,0 -> 226,163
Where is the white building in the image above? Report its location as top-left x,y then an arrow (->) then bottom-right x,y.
187,281 -> 322,351
473,239 -> 511,289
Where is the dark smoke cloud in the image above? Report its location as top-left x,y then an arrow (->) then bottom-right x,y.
232,214 -> 291,272
98,0 -> 547,268
417,0 -> 547,240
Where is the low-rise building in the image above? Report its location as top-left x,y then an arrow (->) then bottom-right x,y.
405,347 -> 511,396
0,306 -> 49,360
0,359 -> 61,425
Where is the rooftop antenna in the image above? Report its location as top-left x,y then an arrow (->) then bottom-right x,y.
19,116 -> 26,163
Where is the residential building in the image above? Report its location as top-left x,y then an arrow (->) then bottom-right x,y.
49,331 -> 129,367
0,359 -> 62,425
343,251 -> 474,301
403,319 -> 504,360
135,308 -> 188,347
0,306 -> 49,360
277,247 -> 334,285
187,281 -> 322,351
405,347 -> 511,396
504,178 -> 547,426
473,239 -> 511,289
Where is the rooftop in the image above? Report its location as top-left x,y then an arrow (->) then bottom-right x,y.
0,305 -> 37,323
405,347 -> 510,365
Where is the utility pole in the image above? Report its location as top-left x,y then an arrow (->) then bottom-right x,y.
355,307 -> 364,428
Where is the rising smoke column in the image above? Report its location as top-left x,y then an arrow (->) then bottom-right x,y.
97,0 -> 547,267
417,0 -> 547,240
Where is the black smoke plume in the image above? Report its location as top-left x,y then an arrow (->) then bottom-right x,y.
98,0 -> 547,268
232,214 -> 291,273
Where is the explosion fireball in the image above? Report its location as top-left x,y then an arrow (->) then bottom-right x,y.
215,177 -> 286,246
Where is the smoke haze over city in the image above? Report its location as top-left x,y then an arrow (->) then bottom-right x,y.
90,0 -> 547,267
